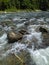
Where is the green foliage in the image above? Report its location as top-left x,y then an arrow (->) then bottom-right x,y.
0,0 -> 49,11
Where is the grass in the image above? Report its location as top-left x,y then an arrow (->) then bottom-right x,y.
0,8 -> 42,13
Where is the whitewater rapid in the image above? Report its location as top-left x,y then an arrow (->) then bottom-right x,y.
0,24 -> 49,65
0,12 -> 49,65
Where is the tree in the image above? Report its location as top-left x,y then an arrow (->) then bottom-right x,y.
0,1 -> 7,10
39,0 -> 48,11
19,0 -> 31,9
0,0 -> 48,11
15,0 -> 20,9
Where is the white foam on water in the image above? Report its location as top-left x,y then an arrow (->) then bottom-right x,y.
28,46 -> 49,65
26,25 -> 42,44
0,33 -> 7,43
11,42 -> 27,53
17,22 -> 25,28
2,42 -> 27,57
0,24 -> 49,65
13,17 -> 20,21
26,25 -> 49,65
13,17 -> 26,21
41,55 -> 48,64
3,26 -> 12,31
24,32 -> 42,44
0,33 -> 7,49
29,18 -> 36,21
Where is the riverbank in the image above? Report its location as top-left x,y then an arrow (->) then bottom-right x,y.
0,9 -> 42,13
0,8 -> 49,14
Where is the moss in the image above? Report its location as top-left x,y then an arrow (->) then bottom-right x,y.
0,50 -> 33,65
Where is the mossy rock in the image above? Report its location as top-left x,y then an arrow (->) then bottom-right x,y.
0,51 -> 31,65
17,50 -> 35,65
1,54 -> 22,65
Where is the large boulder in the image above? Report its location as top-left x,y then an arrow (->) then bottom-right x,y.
7,31 -> 23,43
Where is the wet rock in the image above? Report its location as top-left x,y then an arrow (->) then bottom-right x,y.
0,21 -> 15,27
3,50 -> 35,65
7,31 -> 23,43
3,54 -> 21,65
42,33 -> 49,48
39,27 -> 48,33
18,50 -> 35,65
36,26 -> 48,33
36,33 -> 49,49
19,29 -> 29,35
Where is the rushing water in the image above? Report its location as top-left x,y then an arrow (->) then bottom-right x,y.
0,11 -> 49,65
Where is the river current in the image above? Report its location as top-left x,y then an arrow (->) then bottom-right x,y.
0,11 -> 49,65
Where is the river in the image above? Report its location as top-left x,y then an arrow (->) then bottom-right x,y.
0,11 -> 49,65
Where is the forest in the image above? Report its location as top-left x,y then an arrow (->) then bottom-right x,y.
0,0 -> 49,11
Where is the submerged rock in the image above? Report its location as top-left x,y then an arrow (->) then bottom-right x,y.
42,33 -> 49,48
0,21 -> 15,27
39,27 -> 48,33
36,33 -> 49,49
2,50 -> 35,65
19,29 -> 29,35
7,31 -> 23,43
36,26 -> 48,33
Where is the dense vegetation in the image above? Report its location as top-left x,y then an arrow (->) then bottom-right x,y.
0,0 -> 49,11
